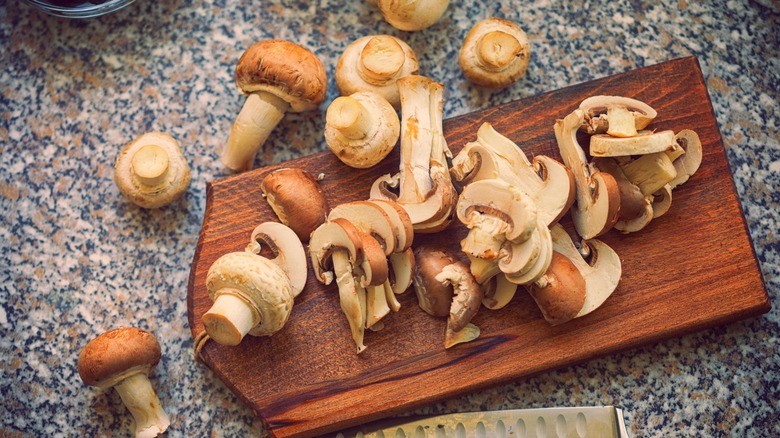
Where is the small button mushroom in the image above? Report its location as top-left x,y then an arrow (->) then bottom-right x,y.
459,17 -> 531,89
114,132 -> 191,209
202,222 -> 305,346
260,167 -> 330,243
77,327 -> 170,438
325,92 -> 400,169
413,245 -> 483,348
222,40 -> 327,172
336,35 -> 419,110
375,0 -> 450,31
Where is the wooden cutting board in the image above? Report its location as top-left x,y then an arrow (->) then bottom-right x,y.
187,56 -> 770,438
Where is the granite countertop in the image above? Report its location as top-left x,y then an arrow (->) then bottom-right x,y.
1,0 -> 778,436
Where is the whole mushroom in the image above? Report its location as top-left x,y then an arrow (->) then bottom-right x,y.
114,132 -> 191,209
459,17 -> 531,89
222,40 -> 327,172
77,327 -> 170,438
375,0 -> 450,31
260,167 -> 330,242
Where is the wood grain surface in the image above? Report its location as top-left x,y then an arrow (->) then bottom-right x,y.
187,57 -> 770,438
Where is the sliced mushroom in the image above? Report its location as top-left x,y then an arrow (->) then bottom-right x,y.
203,251 -> 295,346
579,95 -> 657,135
222,40 -> 327,171
619,150 -> 678,196
457,178 -> 537,244
328,201 -> 398,255
502,220 -> 553,286
589,130 -> 676,157
459,17 -> 531,89
245,221 -> 308,297
260,167 -> 330,242
325,92 -> 400,168
367,199 -> 415,252
668,129 -> 703,189
592,156 -> 654,233
114,132 -> 191,209
554,109 -> 621,239
375,0 -> 450,31
651,184 -> 673,218
335,35 -> 419,109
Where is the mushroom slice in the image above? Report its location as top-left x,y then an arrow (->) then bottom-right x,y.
324,91 -> 400,169
309,219 -> 368,353
376,0 -> 450,31
365,283 -> 391,330
579,95 -> 657,135
497,224 -> 542,277
261,167 -> 330,242
481,273 -> 519,310
389,247 -> 415,295
554,109 -> 621,239
335,35 -> 419,110
589,130 -> 676,158
503,220 -> 553,286
437,263 -> 484,348
459,17 -> 530,89
246,222 -> 308,297
592,157 -> 654,233
367,199 -> 415,251
357,233 -> 391,329
457,178 -> 537,243
467,253 -> 501,285
460,213 -> 508,261
652,184 -> 673,218
204,251 -> 295,345
531,224 -> 622,322
328,201 -> 398,255
619,150 -> 678,196
668,129 -> 703,189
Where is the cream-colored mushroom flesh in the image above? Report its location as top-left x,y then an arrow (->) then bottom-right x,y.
223,39 -> 327,172
246,221 -> 308,297
77,327 -> 170,438
376,0 -> 450,31
336,35 -> 419,109
554,109 -> 620,239
668,129 -> 703,189
204,251 -> 295,346
579,95 -> 657,134
325,92 -> 400,169
328,201 -> 397,255
589,130 -> 676,158
459,17 -> 531,89
114,132 -> 191,209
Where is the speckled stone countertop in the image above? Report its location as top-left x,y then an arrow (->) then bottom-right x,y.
1,0 -> 778,436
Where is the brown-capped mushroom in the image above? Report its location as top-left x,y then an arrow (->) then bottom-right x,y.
459,17 -> 531,89
222,40 -> 327,172
260,167 -> 330,242
413,245 -> 483,348
114,132 -> 191,209
554,109 -> 621,239
77,327 -> 170,438
335,35 -> 419,109
375,0 -> 450,31
325,92 -> 400,168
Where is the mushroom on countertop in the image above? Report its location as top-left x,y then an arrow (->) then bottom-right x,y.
114,132 -> 191,209
260,167 -> 330,242
336,35 -> 419,110
325,92 -> 400,169
222,40 -> 327,172
77,327 -> 170,438
375,0 -> 450,31
459,17 -> 531,89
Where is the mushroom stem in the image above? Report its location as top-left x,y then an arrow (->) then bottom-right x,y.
476,30 -> 522,72
201,291 -> 261,346
222,91 -> 290,172
326,96 -> 372,140
332,250 -> 367,353
131,144 -> 170,186
113,373 -> 170,438
358,36 -> 406,85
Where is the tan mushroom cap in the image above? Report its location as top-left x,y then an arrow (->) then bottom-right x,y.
236,40 -> 327,113
459,17 -> 531,89
77,327 -> 162,389
413,245 -> 460,317
114,132 -> 191,209
260,168 -> 330,242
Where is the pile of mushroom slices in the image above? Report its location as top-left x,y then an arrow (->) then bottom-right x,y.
556,96 -> 703,239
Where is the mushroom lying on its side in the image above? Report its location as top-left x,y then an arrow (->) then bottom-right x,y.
260,167 -> 330,242
222,40 -> 327,172
78,327 -> 170,438
114,132 -> 191,209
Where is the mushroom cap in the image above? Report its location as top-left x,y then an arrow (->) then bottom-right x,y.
77,327 -> 161,389
336,35 -> 419,109
114,132 -> 191,209
459,17 -> 531,89
236,40 -> 327,113
526,252 -> 587,325
260,167 -> 330,242
206,251 -> 295,337
412,245 -> 460,317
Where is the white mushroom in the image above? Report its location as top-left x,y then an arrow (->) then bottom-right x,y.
578,95 -> 657,135
375,0 -> 450,31
222,40 -> 327,172
459,17 -> 531,89
114,132 -> 191,209
589,130 -> 676,157
325,92 -> 400,169
668,129 -> 703,189
335,35 -> 419,109
78,328 -> 170,438
554,109 -> 621,239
